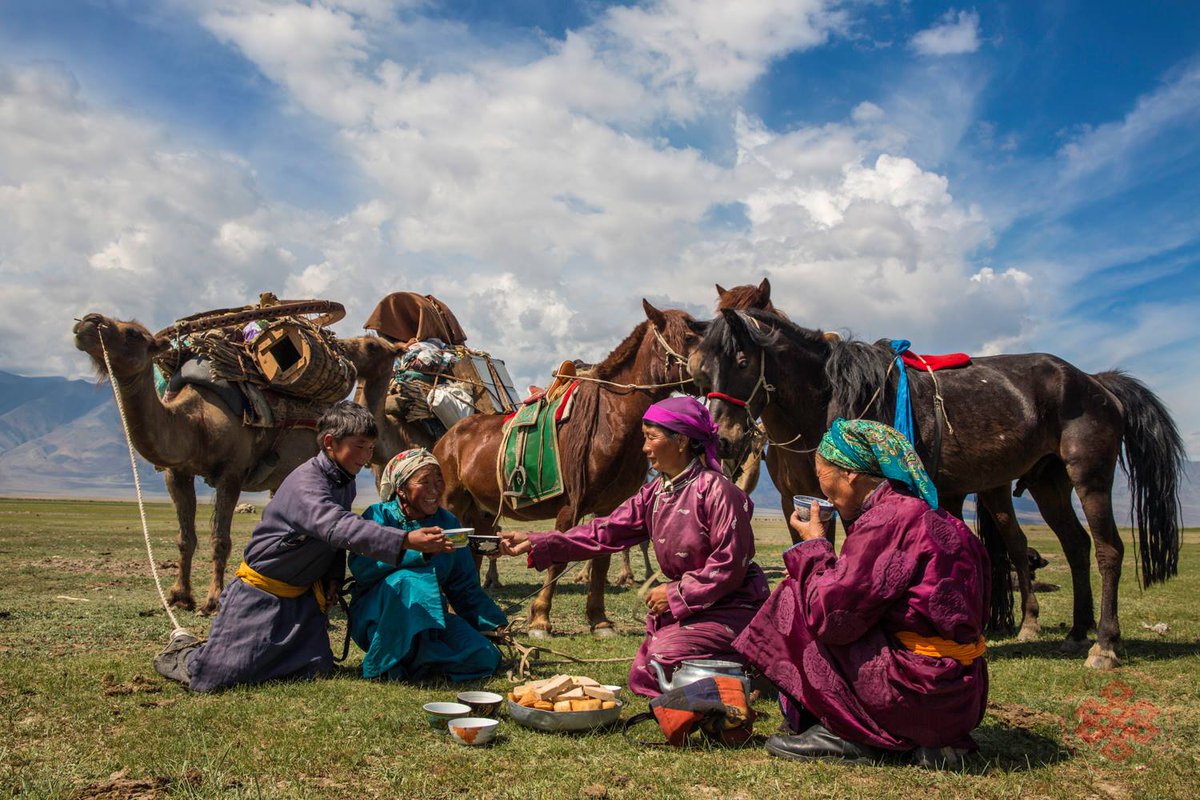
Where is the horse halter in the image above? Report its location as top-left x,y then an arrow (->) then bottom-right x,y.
650,322 -> 694,384
705,348 -> 774,420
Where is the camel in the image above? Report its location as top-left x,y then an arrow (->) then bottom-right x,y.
73,313 -> 399,614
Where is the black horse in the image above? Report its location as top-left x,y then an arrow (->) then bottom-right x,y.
691,307 -> 1184,670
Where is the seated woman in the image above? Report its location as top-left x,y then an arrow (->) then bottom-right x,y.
500,396 -> 769,697
734,419 -> 990,769
348,448 -> 508,682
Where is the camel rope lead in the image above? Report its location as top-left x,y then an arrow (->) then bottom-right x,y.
97,325 -> 186,637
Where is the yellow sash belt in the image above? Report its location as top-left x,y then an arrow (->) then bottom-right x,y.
894,631 -> 986,666
236,562 -> 329,614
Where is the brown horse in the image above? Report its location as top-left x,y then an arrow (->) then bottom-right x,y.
434,301 -> 704,638
691,307 -> 1184,669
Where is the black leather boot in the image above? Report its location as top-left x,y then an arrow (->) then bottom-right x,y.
765,724 -> 884,764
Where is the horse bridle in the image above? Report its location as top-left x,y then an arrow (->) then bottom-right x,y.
704,339 -> 814,454
650,322 -> 694,385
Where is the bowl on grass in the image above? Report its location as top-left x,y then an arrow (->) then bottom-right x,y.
448,717 -> 499,746
423,701 -> 471,728
456,690 -> 503,717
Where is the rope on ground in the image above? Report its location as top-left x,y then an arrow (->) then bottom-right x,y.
483,630 -> 635,682
98,325 -> 187,638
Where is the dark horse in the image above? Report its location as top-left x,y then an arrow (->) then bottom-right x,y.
691,307 -> 1184,669
435,301 -> 704,638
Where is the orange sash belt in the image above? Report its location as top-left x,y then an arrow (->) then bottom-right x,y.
236,562 -> 329,614
894,631 -> 986,666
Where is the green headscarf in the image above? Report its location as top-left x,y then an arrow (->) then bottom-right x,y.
817,418 -> 939,509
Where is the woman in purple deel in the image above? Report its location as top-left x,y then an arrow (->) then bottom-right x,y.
500,396 -> 768,698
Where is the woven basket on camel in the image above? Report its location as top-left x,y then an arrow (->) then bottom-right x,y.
154,296 -> 356,406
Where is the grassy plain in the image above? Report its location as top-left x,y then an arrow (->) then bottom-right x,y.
1,498 -> 1198,799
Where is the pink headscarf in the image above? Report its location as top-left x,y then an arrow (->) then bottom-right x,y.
642,396 -> 722,472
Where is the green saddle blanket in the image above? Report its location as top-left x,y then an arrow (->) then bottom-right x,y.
498,389 -> 574,510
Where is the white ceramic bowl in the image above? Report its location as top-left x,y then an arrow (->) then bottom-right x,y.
441,527 -> 474,549
423,701 -> 471,728
456,690 -> 504,717
447,716 -> 499,746
792,495 -> 835,522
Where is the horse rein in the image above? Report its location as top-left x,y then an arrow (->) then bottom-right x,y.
551,322 -> 695,394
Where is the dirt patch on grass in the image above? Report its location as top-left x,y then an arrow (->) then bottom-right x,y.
101,674 -> 163,696
69,768 -> 201,799
987,701 -> 1061,729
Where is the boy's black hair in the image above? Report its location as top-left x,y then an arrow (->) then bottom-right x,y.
316,400 -> 378,446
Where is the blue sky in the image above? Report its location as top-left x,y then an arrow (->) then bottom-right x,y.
1,0 -> 1198,454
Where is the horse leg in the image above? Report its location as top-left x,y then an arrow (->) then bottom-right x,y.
641,540 -> 653,581
1061,447 -> 1122,669
587,551 -> 616,637
1024,462 -> 1095,651
164,469 -> 197,611
614,548 -> 636,588
575,559 -> 593,584
780,492 -> 800,545
526,564 -> 564,640
978,486 -> 1039,642
201,479 -> 239,615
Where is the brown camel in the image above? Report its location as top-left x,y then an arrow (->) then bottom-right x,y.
73,313 -> 399,614
434,301 -> 703,638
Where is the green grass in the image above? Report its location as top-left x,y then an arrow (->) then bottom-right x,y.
2,498 -> 1199,798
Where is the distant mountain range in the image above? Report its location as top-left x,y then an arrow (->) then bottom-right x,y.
1,370 -> 1196,527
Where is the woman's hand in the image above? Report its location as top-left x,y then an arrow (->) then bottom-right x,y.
499,530 -> 532,557
406,526 -> 453,554
645,585 -> 670,615
790,503 -> 831,542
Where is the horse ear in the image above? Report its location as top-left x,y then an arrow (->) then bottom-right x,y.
822,330 -> 841,343
642,298 -> 668,330
715,283 -> 727,297
758,277 -> 771,302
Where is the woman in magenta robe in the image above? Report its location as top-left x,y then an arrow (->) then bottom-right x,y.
735,418 -> 990,769
500,396 -> 769,698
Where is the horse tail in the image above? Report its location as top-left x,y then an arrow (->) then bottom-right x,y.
1092,370 -> 1185,587
975,496 -> 1015,635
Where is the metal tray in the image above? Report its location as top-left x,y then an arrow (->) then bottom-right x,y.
506,698 -> 624,733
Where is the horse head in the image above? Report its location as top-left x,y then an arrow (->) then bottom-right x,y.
689,308 -> 779,458
640,299 -> 708,389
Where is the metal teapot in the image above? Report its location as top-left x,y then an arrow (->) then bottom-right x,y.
649,658 -> 751,696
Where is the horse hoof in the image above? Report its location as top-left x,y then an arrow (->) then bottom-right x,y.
483,578 -> 503,590
614,574 -> 635,588
527,627 -> 552,640
1016,626 -> 1040,643
592,625 -> 618,639
198,600 -> 220,617
1084,643 -> 1119,670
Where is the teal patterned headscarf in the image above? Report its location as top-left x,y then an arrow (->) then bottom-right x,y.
817,418 -> 939,509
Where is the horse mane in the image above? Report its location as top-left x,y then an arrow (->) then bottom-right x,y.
825,338 -> 897,421
594,321 -> 649,380
717,284 -> 790,320
703,309 -> 904,420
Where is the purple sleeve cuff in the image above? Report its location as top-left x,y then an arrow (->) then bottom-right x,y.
783,537 -> 834,579
665,580 -> 692,620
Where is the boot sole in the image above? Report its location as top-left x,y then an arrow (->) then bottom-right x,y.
765,739 -> 879,765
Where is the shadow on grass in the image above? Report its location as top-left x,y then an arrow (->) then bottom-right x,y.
967,722 -> 1072,773
988,637 -> 1200,662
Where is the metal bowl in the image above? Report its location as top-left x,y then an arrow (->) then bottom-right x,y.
507,698 -> 624,733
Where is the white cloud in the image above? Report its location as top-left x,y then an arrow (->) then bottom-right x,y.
910,10 -> 981,57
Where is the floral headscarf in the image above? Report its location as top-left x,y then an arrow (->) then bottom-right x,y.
817,418 -> 939,509
379,447 -> 441,503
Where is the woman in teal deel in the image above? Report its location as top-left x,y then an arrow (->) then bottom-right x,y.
349,448 -> 508,681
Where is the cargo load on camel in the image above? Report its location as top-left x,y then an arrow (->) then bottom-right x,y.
153,293 -> 359,429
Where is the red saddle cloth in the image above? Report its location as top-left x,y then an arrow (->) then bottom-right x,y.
901,351 -> 971,371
